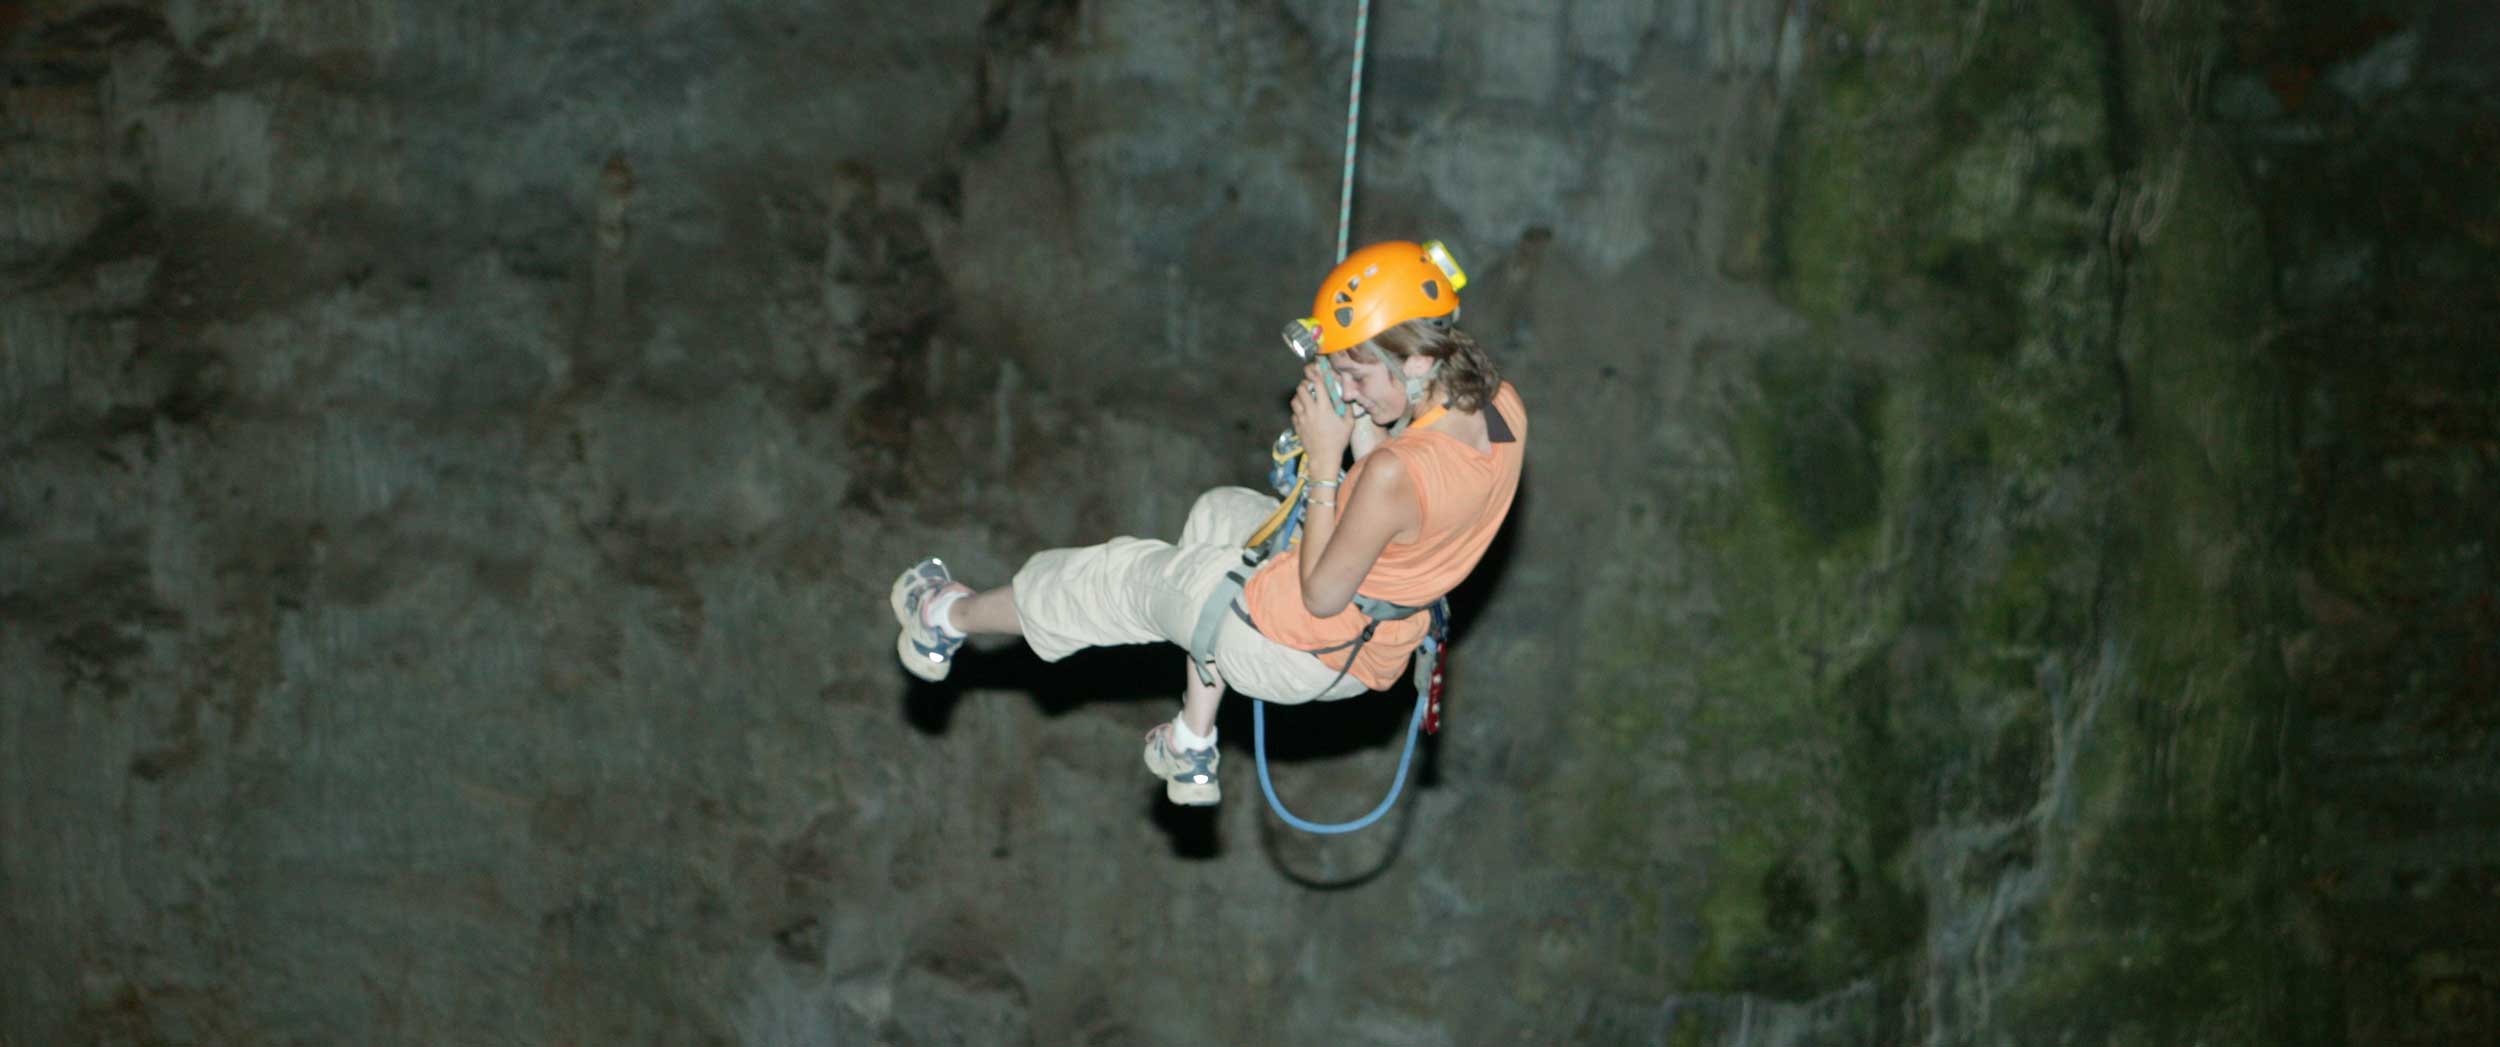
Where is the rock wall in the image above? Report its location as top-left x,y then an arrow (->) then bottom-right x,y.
4,0 -> 2491,1044
1587,0 -> 2298,1039
2220,1 -> 2500,1038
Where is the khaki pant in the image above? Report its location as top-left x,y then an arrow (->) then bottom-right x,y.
1009,487 -> 1371,704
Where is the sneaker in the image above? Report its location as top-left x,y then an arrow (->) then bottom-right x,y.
891,557 -> 970,682
1143,721 -> 1220,806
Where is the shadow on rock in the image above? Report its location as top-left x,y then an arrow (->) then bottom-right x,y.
1147,789 -> 1222,861
901,642 -> 1180,735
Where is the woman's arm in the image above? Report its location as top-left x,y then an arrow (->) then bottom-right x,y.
1296,449 -> 1418,618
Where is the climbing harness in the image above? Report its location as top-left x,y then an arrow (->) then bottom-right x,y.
1183,544 -> 1448,835
1178,0 -> 1481,833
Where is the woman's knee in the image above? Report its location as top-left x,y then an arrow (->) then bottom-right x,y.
1182,486 -> 1278,546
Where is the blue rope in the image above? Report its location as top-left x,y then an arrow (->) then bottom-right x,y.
1254,685 -> 1426,834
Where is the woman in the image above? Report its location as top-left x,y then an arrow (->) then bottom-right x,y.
890,240 -> 1527,806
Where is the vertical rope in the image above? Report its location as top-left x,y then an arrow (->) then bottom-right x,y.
1247,0 -> 1419,838
1335,0 -> 1371,263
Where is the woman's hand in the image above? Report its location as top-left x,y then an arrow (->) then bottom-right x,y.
1349,409 -> 1390,461
1291,362 -> 1355,473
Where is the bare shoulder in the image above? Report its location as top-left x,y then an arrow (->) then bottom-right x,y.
1347,446 -> 1422,537
1353,443 -> 1412,495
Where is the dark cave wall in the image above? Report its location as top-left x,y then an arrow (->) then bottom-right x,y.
1671,1 -> 2500,1042
3,2 -> 1814,1043
1625,0 -> 2306,1039
5,1 -> 2496,1045
2234,2 -> 2500,1038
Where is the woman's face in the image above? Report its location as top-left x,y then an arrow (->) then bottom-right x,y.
1327,351 -> 1431,420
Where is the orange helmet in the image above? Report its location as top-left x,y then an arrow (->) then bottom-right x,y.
1283,240 -> 1468,359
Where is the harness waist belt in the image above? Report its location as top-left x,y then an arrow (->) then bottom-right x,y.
1188,553 -> 1430,689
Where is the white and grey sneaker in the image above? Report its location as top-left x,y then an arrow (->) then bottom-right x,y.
1143,721 -> 1220,806
890,557 -> 970,682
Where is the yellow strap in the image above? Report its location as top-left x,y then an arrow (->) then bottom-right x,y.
1245,462 -> 1308,551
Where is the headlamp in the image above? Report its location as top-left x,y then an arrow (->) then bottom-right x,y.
1282,317 -> 1324,361
1422,239 -> 1468,292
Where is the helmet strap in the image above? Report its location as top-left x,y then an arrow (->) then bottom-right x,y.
1366,343 -> 1441,419
1404,364 -> 1439,407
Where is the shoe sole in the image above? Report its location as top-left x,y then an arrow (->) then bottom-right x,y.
1145,734 -> 1221,806
891,566 -> 952,683
1166,778 -> 1220,806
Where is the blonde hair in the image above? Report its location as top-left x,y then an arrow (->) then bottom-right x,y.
1362,317 -> 1501,412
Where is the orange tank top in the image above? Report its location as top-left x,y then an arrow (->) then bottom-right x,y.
1242,383 -> 1527,690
